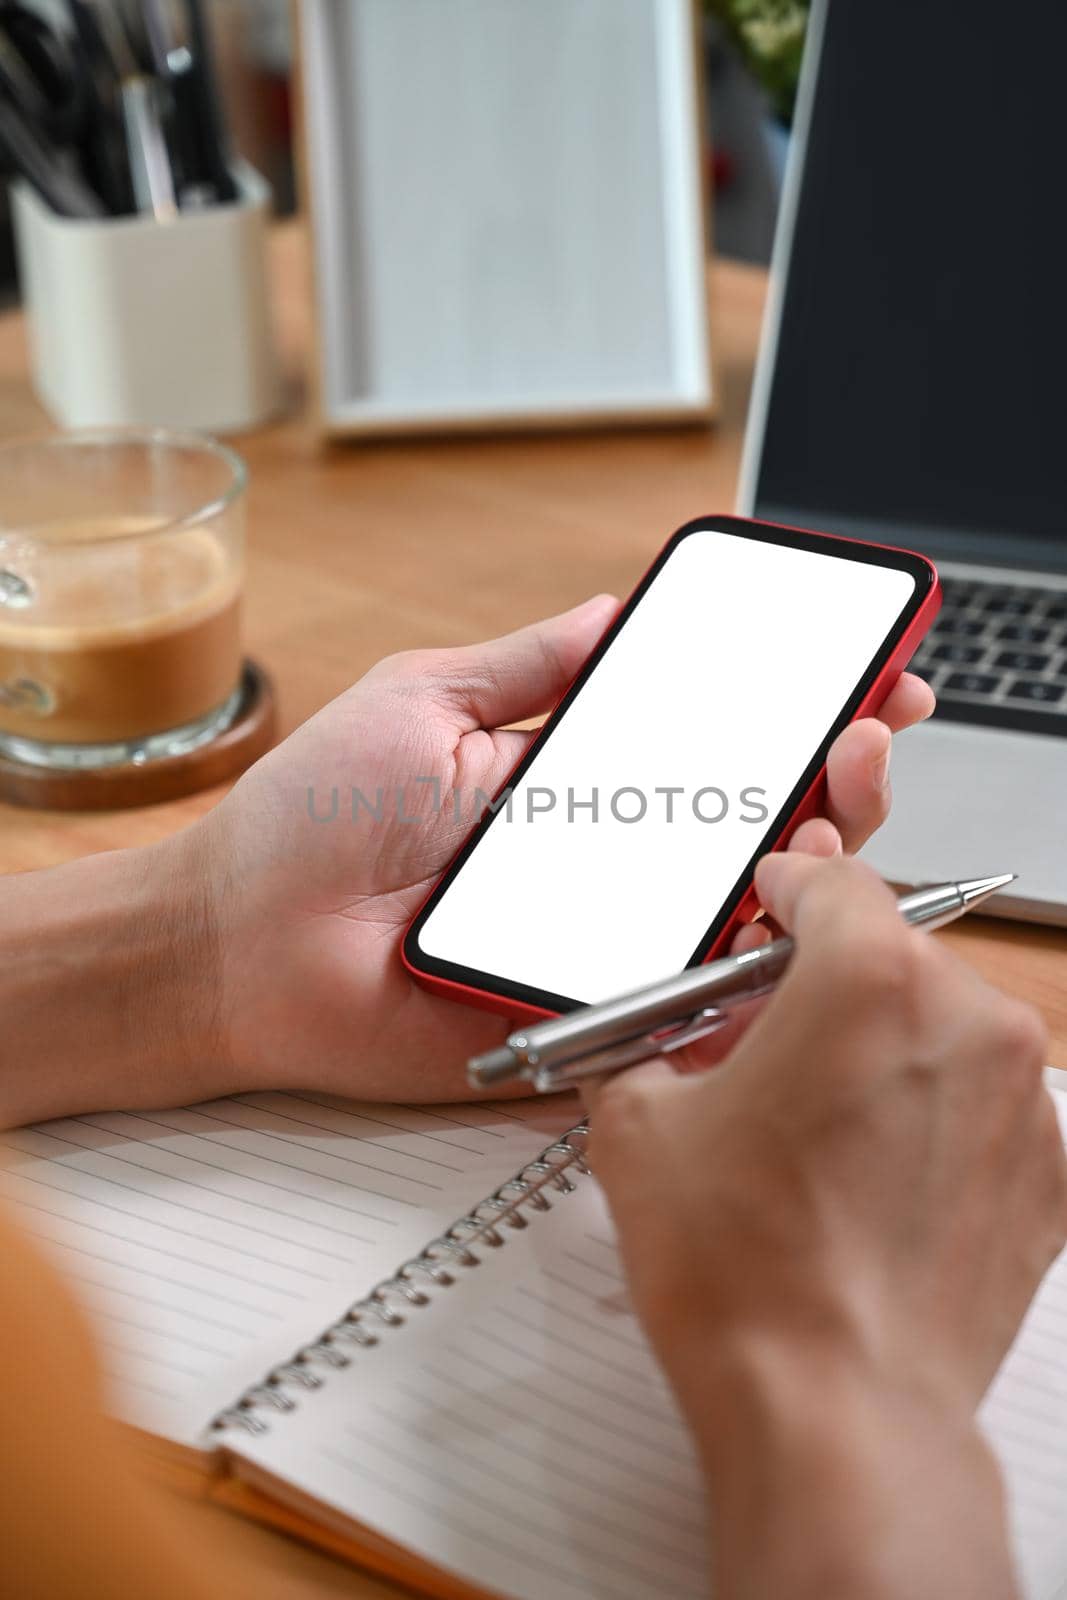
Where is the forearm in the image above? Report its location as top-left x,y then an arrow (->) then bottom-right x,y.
0,834 -> 224,1127
678,1338 -> 1018,1600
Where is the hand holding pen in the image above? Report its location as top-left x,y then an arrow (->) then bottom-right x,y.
586,852 -> 1058,1600
469,861 -> 1017,1092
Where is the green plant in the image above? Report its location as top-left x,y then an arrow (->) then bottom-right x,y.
705,0 -> 810,125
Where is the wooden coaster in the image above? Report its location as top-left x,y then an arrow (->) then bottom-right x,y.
0,660 -> 277,812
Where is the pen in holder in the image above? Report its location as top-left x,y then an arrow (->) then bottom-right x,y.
11,161 -> 281,433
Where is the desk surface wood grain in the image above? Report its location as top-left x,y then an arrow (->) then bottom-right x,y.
1,225 -> 1064,1598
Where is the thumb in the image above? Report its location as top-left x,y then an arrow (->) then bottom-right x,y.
428,595 -> 618,731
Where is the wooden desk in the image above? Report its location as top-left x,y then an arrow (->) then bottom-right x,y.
0,226 -> 1064,1597
2,228 -> 1064,1064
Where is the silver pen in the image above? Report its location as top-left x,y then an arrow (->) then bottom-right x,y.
122,75 -> 177,220
468,874 -> 1016,1094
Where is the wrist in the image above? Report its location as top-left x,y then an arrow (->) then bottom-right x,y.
0,831 -> 226,1126
674,1333 -> 1016,1600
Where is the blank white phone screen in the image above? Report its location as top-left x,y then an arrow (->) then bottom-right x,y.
417,527 -> 917,1004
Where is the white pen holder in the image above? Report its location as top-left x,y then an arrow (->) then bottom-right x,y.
11,162 -> 281,434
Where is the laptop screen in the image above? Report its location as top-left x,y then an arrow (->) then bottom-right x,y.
750,0 -> 1067,572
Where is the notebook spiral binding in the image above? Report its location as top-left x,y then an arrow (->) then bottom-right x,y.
212,1121 -> 591,1436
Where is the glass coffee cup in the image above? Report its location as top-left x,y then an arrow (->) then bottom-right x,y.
0,430 -> 246,769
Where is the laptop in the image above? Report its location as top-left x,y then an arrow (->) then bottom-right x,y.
738,0 -> 1067,926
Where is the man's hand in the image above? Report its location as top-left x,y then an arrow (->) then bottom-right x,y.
190,599 -> 931,1103
0,599 -> 932,1124
589,854 -> 1066,1600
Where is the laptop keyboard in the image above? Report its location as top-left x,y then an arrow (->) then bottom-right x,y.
910,577 -> 1067,738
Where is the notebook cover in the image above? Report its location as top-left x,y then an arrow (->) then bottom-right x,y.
209,1468 -> 501,1600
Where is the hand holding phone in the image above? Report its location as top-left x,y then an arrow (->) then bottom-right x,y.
98,533 -> 932,1117
404,516 -> 939,1020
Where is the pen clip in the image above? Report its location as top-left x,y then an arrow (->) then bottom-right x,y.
648,1006 -> 732,1054
532,1006 -> 730,1092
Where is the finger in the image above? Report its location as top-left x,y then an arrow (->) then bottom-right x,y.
583,1056 -> 677,1118
753,851 -> 829,933
754,850 -> 894,938
786,817 -> 842,858
426,595 -> 619,731
728,822 -> 837,956
823,717 -> 893,852
484,725 -> 538,773
579,1071 -> 618,1116
731,920 -> 774,955
784,854 -> 901,956
877,672 -> 936,733
672,1002 -> 765,1070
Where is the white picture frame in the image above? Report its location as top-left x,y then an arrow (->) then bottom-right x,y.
296,0 -> 714,437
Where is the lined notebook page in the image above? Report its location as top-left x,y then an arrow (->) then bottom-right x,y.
0,1091 -> 579,1447
230,1174 -> 708,1600
229,1086 -> 1067,1600
980,1076 -> 1067,1600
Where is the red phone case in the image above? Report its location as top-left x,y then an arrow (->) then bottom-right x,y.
403,515 -> 941,1024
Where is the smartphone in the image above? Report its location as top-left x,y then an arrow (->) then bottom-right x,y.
403,515 -> 940,1020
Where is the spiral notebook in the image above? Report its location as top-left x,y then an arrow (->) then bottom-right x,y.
4,1079 -> 1067,1600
